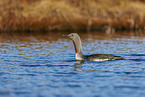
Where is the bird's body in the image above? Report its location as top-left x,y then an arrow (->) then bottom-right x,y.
65,33 -> 124,61
84,54 -> 123,61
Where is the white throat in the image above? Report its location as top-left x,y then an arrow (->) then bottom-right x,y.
75,53 -> 84,60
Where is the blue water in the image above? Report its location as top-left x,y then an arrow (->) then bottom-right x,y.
0,32 -> 145,97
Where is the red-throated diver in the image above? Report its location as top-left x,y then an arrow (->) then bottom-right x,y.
65,33 -> 124,61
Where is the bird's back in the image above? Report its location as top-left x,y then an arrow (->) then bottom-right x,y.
84,54 -> 124,61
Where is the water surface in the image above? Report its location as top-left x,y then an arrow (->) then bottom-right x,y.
0,31 -> 145,97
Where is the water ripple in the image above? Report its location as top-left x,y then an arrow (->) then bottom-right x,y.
0,32 -> 145,97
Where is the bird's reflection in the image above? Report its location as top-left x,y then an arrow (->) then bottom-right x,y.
72,60 -> 102,71
72,60 -> 85,71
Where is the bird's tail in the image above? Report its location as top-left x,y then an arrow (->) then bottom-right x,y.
114,56 -> 124,60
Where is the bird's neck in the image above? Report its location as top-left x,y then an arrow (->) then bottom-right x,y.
72,38 -> 84,60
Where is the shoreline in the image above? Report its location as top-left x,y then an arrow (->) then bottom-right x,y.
1,0 -> 145,32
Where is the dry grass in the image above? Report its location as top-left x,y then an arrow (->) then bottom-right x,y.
1,0 -> 145,32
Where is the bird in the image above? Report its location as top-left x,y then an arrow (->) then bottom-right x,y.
64,33 -> 124,61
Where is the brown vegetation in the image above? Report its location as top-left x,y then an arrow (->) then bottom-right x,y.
1,0 -> 145,32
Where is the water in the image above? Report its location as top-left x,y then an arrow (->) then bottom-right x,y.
0,32 -> 145,97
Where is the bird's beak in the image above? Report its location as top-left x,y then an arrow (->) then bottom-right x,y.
63,35 -> 68,37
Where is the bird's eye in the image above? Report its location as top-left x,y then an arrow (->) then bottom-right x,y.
72,35 -> 73,36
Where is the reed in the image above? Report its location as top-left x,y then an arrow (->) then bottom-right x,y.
1,0 -> 145,32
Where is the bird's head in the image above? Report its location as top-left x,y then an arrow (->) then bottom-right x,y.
66,33 -> 79,40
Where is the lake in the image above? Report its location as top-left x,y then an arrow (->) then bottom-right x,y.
0,31 -> 145,97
